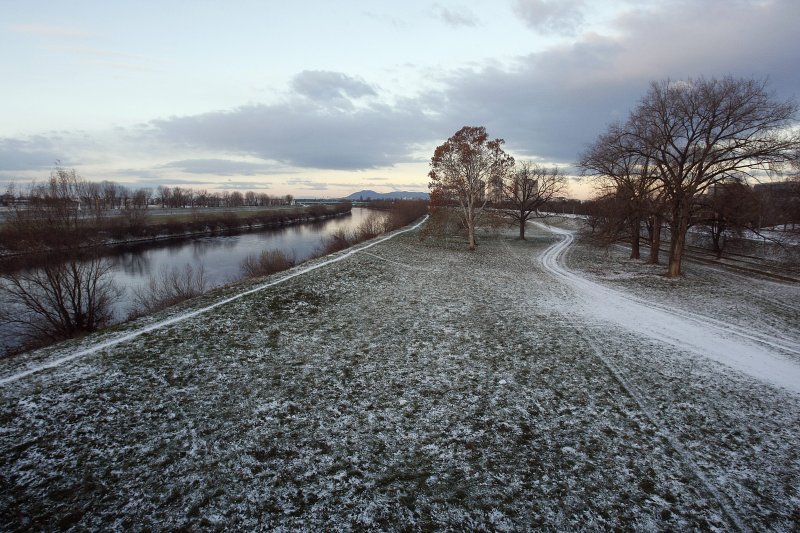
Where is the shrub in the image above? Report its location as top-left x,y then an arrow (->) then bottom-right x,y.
240,250 -> 296,278
128,262 -> 208,318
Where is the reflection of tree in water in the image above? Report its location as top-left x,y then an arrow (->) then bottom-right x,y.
109,249 -> 152,277
190,235 -> 238,256
257,226 -> 292,241
0,208 -> 377,355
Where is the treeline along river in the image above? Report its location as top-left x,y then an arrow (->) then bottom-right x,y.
0,208 -> 380,355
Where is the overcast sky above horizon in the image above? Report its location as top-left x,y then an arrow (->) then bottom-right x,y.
1,0 -> 798,199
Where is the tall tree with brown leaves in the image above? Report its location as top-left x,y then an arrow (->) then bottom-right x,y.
428,126 -> 514,250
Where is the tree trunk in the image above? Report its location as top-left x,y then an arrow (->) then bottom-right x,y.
519,218 -> 526,240
710,220 -> 725,259
468,223 -> 476,250
667,212 -> 687,277
648,214 -> 661,264
630,219 -> 641,259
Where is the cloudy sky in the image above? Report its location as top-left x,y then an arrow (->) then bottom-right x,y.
1,0 -> 798,199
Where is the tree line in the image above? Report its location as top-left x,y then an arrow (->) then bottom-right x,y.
427,76 -> 799,278
0,169 -> 307,252
153,186 -> 293,209
2,172 -> 294,211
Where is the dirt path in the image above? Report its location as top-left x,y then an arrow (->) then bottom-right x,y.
534,222 -> 800,395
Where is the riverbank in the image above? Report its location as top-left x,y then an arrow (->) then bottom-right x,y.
0,204 -> 351,263
1,219 -> 798,529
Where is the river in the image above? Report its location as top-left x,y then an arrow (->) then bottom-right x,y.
1,207 -> 381,355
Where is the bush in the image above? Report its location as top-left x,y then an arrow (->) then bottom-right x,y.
319,200 -> 428,255
128,263 -> 208,318
240,250 -> 296,278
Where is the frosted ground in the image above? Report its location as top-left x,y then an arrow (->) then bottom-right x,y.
1,218 -> 799,530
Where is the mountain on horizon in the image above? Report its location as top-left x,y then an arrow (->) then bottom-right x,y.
344,190 -> 429,201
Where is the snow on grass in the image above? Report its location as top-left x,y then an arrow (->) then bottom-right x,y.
1,220 -> 799,529
533,221 -> 800,392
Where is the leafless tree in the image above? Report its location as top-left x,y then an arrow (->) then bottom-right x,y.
587,77 -> 799,276
5,167 -> 93,250
579,123 -> 661,259
121,188 -> 151,235
499,161 -> 566,239
157,185 -> 172,208
429,126 -> 514,250
696,180 -> 760,257
0,253 -> 121,345
229,191 -> 244,207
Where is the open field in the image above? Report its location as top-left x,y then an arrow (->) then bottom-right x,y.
1,218 -> 798,529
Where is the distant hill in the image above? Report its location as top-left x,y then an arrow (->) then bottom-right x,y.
344,190 -> 429,201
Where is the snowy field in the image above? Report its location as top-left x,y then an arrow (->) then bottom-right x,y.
1,218 -> 799,529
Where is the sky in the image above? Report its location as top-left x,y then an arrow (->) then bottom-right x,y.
1,0 -> 798,199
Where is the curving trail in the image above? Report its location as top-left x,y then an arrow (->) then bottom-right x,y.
534,222 -> 800,395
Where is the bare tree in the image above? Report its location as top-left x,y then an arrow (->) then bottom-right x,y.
0,253 -> 121,345
500,161 -> 566,239
157,185 -> 172,208
579,123 -> 661,259
229,191 -> 244,207
121,188 -> 151,235
429,126 -> 514,250
627,76 -> 799,277
586,77 -> 799,276
6,167 -> 93,250
697,180 -> 759,257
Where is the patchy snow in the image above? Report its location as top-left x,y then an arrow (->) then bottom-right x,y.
0,217 -> 428,387
1,217 -> 798,529
534,221 -> 800,395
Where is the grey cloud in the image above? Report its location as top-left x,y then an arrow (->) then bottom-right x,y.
126,177 -> 214,186
292,70 -> 376,102
434,4 -> 479,28
513,0 -> 584,33
218,181 -> 273,190
161,158 -> 286,176
434,0 -> 800,166
150,97 -> 440,171
286,178 -> 330,191
0,136 -> 67,171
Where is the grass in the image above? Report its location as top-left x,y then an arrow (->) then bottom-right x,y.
141,205 -> 298,226
1,220 -> 798,529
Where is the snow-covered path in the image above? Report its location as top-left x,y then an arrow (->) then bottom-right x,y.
535,222 -> 800,395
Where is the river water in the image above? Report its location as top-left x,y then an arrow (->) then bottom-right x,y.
1,207 -> 380,354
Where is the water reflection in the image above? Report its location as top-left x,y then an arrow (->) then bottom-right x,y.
1,208 -> 381,354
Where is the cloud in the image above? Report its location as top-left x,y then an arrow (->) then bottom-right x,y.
291,70 -> 376,102
0,136 -> 64,171
217,181 -> 273,190
161,158 -> 287,176
432,0 -> 800,165
434,4 -> 479,28
128,176 -> 213,186
149,93 -> 441,171
512,0 -> 584,33
286,178 -> 330,191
